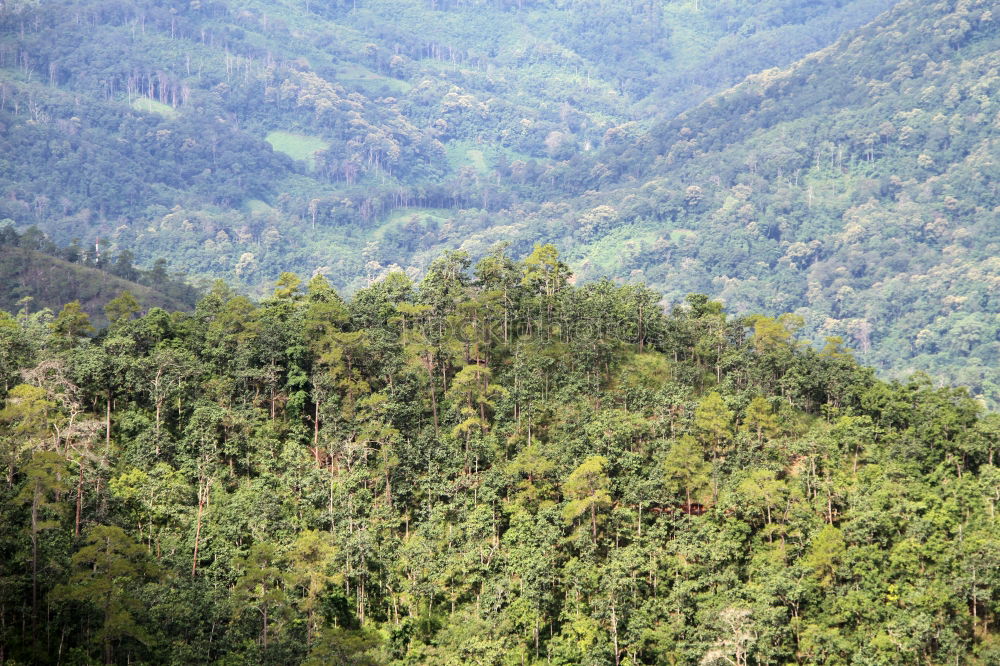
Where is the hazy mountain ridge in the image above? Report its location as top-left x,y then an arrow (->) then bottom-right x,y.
548,0 -> 1000,404
0,0 -> 896,288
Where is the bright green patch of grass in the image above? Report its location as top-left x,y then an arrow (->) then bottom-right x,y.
373,207 -> 452,240
444,140 -> 493,173
670,229 -> 696,243
131,96 -> 179,118
337,63 -> 412,94
245,199 -> 275,215
265,131 -> 330,169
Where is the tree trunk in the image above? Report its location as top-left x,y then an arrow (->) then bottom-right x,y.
425,358 -> 439,436
313,399 -> 320,463
75,462 -> 84,537
105,393 -> 111,447
30,491 -> 38,636
191,482 -> 206,576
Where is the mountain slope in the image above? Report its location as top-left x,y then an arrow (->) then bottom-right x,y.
0,0 -> 895,290
504,0 -> 1000,404
0,228 -> 196,324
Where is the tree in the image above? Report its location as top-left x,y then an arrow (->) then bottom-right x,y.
143,343 -> 199,455
742,396 -> 779,446
16,450 -> 69,635
521,244 -> 570,336
507,443 -> 557,508
303,626 -> 381,665
562,455 -> 612,539
273,271 -> 303,301
737,469 -> 786,529
49,300 -> 94,346
695,391 -> 733,460
232,542 -> 292,650
288,530 -> 340,644
0,384 -> 55,484
804,525 -> 845,587
104,291 -> 141,325
51,525 -> 161,664
662,435 -> 711,512
0,311 -> 33,395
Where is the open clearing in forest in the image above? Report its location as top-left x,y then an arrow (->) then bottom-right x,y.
337,63 -> 412,94
265,131 -> 330,169
131,96 -> 179,118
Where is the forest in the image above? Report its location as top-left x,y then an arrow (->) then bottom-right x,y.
1,245 -> 999,664
1,0 -> 997,409
1,1 -> 1000,662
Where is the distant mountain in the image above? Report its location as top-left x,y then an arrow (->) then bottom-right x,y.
546,0 -> 1000,404
4,0 -> 998,403
0,0 -> 894,291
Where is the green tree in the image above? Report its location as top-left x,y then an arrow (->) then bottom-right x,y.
0,384 -> 55,483
288,529 -> 340,644
232,542 -> 292,650
303,626 -> 381,665
742,396 -> 779,446
51,525 -> 161,664
662,435 -> 711,512
695,391 -> 733,459
804,524 -> 845,587
104,291 -> 141,325
49,300 -> 94,346
562,455 -> 612,539
16,450 -> 69,635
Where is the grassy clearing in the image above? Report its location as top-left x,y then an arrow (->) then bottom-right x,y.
337,63 -> 412,94
373,207 -> 452,240
670,229 -> 696,243
131,96 -> 179,118
245,199 -> 276,215
265,131 -> 330,169
385,207 -> 451,224
444,140 -> 493,173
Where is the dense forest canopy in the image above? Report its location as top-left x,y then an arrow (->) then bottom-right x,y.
2,0 -> 998,408
1,245 -> 998,664
1,1 -> 1000,661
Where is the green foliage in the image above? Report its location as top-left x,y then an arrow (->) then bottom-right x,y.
662,435 -> 711,512
0,0 -> 998,651
561,455 -> 612,539
0,246 -> 995,663
104,291 -> 141,325
50,525 -> 161,663
1,0 -> 987,410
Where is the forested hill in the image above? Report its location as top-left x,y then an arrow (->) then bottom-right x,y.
0,225 -> 198,324
4,0 -> 997,409
1,246 -> 998,664
531,0 -> 1000,406
0,0 -> 894,293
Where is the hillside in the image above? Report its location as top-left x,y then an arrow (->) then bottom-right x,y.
469,0 -> 1000,405
0,226 -> 197,324
1,247 -> 998,664
0,0 -> 895,292
2,1 -> 997,405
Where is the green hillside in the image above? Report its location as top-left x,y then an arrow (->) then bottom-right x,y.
582,0 -> 1000,404
452,0 -> 1000,405
0,226 -> 198,325
1,247 -> 998,664
0,0 -> 895,292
